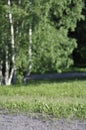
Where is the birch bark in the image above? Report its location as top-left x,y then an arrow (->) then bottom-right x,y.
27,2 -> 33,76
28,24 -> 32,75
5,0 -> 15,85
0,62 -> 3,85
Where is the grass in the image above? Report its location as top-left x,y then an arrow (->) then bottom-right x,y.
0,80 -> 86,119
64,66 -> 86,72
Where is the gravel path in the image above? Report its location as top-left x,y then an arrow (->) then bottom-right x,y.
0,112 -> 86,130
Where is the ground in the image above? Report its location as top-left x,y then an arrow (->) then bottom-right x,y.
0,111 -> 86,130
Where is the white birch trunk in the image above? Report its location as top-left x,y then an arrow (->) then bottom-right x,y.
27,1 -> 33,76
0,62 -> 3,85
23,2 -> 33,83
5,45 -> 10,85
28,24 -> 32,75
19,0 -> 21,5
5,0 -> 15,85
23,24 -> 32,84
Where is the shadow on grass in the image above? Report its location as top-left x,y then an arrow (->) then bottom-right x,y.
21,78 -> 86,87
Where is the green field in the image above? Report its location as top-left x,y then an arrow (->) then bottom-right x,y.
0,80 -> 86,119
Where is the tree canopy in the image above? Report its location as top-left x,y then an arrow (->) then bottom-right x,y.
0,0 -> 85,85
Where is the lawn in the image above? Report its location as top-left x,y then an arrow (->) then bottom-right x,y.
0,80 -> 86,119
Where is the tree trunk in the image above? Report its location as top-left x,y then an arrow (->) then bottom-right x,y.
0,62 -> 3,85
5,45 -> 10,85
4,0 -> 16,85
23,24 -> 32,84
28,24 -> 32,75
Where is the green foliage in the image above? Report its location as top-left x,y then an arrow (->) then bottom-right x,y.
0,0 -> 84,83
32,0 -> 83,73
33,23 -> 77,73
50,0 -> 84,30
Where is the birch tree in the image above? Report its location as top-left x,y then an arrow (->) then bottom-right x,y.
28,23 -> 32,75
4,0 -> 15,85
0,0 -> 84,84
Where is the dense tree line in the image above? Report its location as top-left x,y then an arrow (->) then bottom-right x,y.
0,0 -> 85,85
72,0 -> 86,66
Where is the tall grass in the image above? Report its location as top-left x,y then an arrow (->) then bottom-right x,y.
0,80 -> 86,119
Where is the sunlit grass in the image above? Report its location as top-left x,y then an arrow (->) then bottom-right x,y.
0,80 -> 86,118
